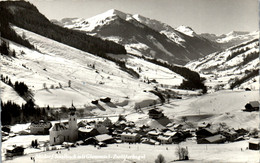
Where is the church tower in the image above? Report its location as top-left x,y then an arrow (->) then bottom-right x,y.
68,102 -> 78,141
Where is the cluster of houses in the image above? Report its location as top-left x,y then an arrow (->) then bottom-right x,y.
3,101 -> 259,157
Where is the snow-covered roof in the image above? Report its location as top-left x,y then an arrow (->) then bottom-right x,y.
249,101 -> 259,108
121,132 -> 139,137
95,134 -> 113,142
205,134 -> 226,143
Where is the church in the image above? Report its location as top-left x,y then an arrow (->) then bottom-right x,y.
49,104 -> 78,145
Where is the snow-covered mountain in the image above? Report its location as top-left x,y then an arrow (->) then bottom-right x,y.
54,9 -> 221,65
186,38 -> 259,90
200,31 -> 259,49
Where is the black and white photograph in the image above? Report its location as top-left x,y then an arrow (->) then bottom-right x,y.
0,0 -> 259,162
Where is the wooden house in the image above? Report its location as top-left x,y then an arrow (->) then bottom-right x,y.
196,128 -> 217,139
30,120 -> 52,135
148,108 -> 164,119
244,101 -> 259,112
198,134 -> 226,144
78,126 -> 99,140
95,134 -> 116,144
157,135 -> 172,144
121,132 -> 140,143
5,145 -> 24,157
249,139 -> 260,150
221,130 -> 238,142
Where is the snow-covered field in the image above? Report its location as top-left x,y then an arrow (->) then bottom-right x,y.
3,140 -> 259,163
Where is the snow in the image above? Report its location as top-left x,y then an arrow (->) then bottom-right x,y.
175,25 -> 197,37
2,140 -> 258,163
186,38 -> 259,90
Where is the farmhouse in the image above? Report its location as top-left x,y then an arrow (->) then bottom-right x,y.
49,104 -> 78,145
78,126 -> 99,140
148,108 -> 164,119
196,128 -> 217,139
198,134 -> 226,144
95,134 -> 115,144
121,132 -> 140,143
5,145 -> 24,157
221,130 -> 238,142
249,139 -> 260,150
244,101 -> 259,111
157,135 -> 172,144
30,120 -> 52,135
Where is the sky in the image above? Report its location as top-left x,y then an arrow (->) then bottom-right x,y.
28,0 -> 258,35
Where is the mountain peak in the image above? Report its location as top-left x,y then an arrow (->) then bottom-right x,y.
103,9 -> 128,19
175,25 -> 197,37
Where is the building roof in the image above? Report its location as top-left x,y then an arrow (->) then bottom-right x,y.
199,128 -> 217,135
148,130 -> 161,135
95,134 -> 113,142
50,122 -> 69,131
149,108 -> 163,114
121,132 -> 139,137
157,135 -> 171,141
164,131 -> 177,137
204,134 -> 226,143
249,101 -> 259,108
78,126 -> 95,133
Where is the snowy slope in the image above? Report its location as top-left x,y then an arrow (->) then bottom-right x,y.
201,31 -> 259,49
186,38 -> 259,90
55,9 -> 220,65
1,25 -> 186,114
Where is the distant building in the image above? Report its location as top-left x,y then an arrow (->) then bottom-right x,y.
198,134 -> 226,144
244,101 -> 259,112
221,130 -> 238,142
148,108 -> 164,119
196,128 -> 217,140
249,139 -> 260,150
5,145 -> 24,157
157,135 -> 172,144
95,134 -> 115,144
30,120 -> 52,135
197,122 -> 211,129
49,104 -> 78,145
78,126 -> 99,140
121,132 -> 140,143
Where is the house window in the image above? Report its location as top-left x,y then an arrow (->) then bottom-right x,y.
74,118 -> 75,121
54,137 -> 56,143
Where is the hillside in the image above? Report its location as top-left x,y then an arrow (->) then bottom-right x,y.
186,38 -> 259,90
200,31 -> 259,49
56,9 -> 221,65
1,25 -> 190,113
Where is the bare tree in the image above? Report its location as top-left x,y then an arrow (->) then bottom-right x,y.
175,145 -> 189,160
68,80 -> 71,87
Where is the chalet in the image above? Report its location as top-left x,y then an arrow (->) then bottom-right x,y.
198,122 -> 211,129
235,128 -> 249,136
148,129 -> 161,140
5,145 -> 24,157
78,126 -> 99,140
196,128 -> 217,139
141,137 -> 158,145
198,134 -> 226,144
244,101 -> 259,112
157,135 -> 172,144
30,120 -> 52,135
148,108 -> 164,119
164,131 -> 182,142
221,130 -> 238,142
95,134 -> 116,144
121,132 -> 140,143
249,139 -> 260,150
49,104 -> 78,145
